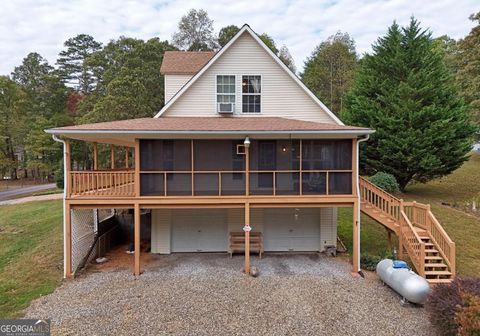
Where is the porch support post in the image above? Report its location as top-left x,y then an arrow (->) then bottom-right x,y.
110,144 -> 115,169
65,140 -> 71,197
352,199 -> 360,273
244,201 -> 251,274
125,147 -> 129,168
134,203 -> 141,276
93,142 -> 98,170
134,140 -> 140,197
65,202 -> 73,278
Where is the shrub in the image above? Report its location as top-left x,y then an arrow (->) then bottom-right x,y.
54,162 -> 64,189
361,250 -> 394,271
369,172 -> 400,193
426,278 -> 480,336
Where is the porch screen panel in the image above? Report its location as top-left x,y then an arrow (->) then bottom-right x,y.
329,172 -> 352,194
140,173 -> 165,196
302,172 -> 327,195
302,140 -> 352,170
276,172 -> 300,195
140,140 -> 191,171
194,173 -> 219,196
221,173 -> 245,195
166,173 -> 191,196
194,140 -> 244,171
249,172 -> 273,195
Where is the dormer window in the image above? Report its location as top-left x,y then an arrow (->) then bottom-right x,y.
216,75 -> 236,113
242,75 -> 261,113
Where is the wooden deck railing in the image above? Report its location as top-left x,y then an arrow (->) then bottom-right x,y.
399,210 -> 426,277
359,177 -> 456,277
70,170 -> 135,197
359,176 -> 402,224
404,201 -> 456,276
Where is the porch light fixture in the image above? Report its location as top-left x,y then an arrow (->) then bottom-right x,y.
244,136 -> 250,148
282,146 -> 287,152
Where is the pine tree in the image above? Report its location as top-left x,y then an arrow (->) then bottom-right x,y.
343,18 -> 476,191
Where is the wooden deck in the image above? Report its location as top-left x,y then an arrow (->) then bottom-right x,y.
359,177 -> 455,283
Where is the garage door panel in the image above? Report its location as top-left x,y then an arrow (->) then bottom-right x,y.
171,209 -> 228,252
263,208 -> 320,252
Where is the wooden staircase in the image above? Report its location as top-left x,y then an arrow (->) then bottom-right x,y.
359,177 -> 455,284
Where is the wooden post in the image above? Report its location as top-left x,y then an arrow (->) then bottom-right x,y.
352,200 -> 360,273
93,142 -> 98,170
65,140 -> 71,197
351,138 -> 358,197
245,141 -> 250,196
134,203 -> 141,276
244,201 -> 251,274
125,147 -> 129,169
398,199 -> 404,259
65,202 -> 72,278
110,144 -> 115,169
134,140 -> 140,197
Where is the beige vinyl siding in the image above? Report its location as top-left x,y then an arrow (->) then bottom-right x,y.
319,208 -> 338,252
164,74 -> 193,103
151,209 -> 171,254
162,32 -> 336,123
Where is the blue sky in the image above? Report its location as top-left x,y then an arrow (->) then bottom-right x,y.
1,0 -> 478,74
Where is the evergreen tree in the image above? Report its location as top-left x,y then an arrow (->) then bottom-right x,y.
343,19 -> 476,191
56,34 -> 102,94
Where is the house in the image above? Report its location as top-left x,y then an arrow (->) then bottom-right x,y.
46,25 -> 455,284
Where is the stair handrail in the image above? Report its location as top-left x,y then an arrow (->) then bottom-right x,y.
399,209 -> 426,276
359,176 -> 402,222
426,207 -> 456,276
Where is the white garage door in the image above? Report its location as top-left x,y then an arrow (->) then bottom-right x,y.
263,208 -> 320,252
171,209 -> 228,252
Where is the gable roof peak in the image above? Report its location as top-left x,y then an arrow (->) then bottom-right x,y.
156,25 -> 344,125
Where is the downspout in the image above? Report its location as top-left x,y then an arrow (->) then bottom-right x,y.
52,135 -> 68,278
356,134 -> 370,275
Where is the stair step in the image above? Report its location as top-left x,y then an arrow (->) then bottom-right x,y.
424,263 -> 448,268
425,249 -> 439,253
425,270 -> 452,276
427,278 -> 454,284
425,256 -> 444,260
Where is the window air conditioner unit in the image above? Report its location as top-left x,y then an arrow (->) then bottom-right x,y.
217,102 -> 235,114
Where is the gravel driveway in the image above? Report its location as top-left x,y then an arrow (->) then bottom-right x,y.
25,253 -> 434,336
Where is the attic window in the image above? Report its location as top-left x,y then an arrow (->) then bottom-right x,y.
242,75 -> 261,113
216,75 -> 236,112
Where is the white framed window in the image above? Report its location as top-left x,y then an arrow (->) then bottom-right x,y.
242,75 -> 261,113
216,75 -> 236,112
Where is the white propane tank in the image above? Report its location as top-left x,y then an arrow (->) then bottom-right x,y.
376,259 -> 431,304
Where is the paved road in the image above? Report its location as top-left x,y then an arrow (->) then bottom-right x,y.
0,183 -> 56,201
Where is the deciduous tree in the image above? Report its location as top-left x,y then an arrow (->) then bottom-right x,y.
302,32 -> 357,114
172,9 -> 217,51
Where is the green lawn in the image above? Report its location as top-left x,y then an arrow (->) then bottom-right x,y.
338,152 -> 480,277
0,200 -> 63,318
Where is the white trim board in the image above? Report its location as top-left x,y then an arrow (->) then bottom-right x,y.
155,24 -> 344,125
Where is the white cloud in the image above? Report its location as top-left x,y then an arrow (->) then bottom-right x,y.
1,0 -> 478,74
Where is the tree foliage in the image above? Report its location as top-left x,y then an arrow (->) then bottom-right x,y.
278,45 -> 296,73
56,34 -> 102,94
218,25 -> 240,47
172,9 -> 217,51
302,32 -> 357,114
343,18 -> 476,190
456,12 -> 480,128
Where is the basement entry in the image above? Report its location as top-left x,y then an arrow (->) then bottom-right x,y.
263,208 -> 320,252
171,209 -> 228,252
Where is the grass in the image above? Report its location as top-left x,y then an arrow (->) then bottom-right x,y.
0,200 -> 63,318
338,152 -> 480,277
